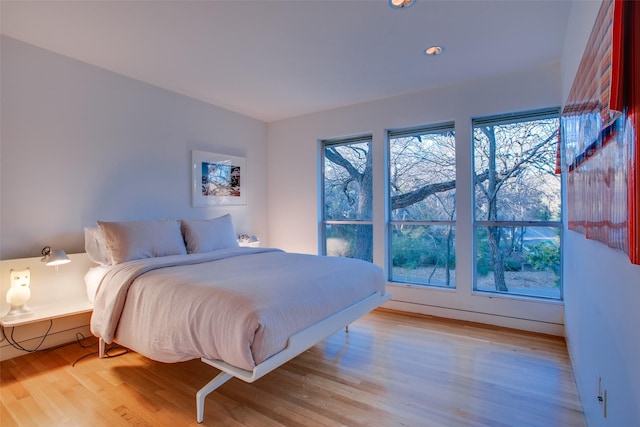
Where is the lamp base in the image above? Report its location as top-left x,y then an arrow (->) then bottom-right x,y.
3,304 -> 33,319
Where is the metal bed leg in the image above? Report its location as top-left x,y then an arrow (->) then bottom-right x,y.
196,371 -> 233,423
99,338 -> 106,358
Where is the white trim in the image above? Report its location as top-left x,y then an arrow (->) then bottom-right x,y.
384,298 -> 564,336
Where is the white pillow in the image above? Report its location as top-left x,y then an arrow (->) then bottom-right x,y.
98,220 -> 187,264
180,214 -> 239,254
84,226 -> 112,266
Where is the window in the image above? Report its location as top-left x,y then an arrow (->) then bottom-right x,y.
473,109 -> 562,299
388,124 -> 456,287
321,136 -> 373,262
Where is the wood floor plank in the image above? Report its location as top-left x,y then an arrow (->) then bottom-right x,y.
0,309 -> 585,426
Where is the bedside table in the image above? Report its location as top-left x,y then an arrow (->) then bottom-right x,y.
0,299 -> 93,328
238,235 -> 260,247
0,252 -> 96,361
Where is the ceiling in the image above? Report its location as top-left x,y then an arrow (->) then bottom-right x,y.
1,0 -> 573,123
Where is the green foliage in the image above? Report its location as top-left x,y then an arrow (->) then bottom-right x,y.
475,228 -> 491,275
525,242 -> 560,273
503,258 -> 522,272
476,256 -> 491,276
391,225 -> 455,271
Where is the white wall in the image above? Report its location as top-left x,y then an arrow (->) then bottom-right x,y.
0,36 -> 268,260
561,2 -> 640,426
267,61 -> 565,335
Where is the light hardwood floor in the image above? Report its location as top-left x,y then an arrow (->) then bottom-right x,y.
1,309 -> 585,426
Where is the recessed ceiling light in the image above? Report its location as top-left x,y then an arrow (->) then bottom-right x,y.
425,46 -> 444,56
389,0 -> 415,10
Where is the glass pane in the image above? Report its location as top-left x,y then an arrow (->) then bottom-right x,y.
389,130 -> 456,221
390,224 -> 456,288
474,225 -> 561,299
323,140 -> 372,220
325,223 -> 373,262
473,118 -> 560,222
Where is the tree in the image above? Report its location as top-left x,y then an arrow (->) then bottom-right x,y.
324,142 -> 373,261
474,120 -> 559,291
323,117 -> 559,292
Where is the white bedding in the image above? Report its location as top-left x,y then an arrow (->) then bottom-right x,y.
90,248 -> 385,371
84,265 -> 111,303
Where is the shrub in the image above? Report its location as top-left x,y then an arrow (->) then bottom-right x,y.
525,242 -> 560,273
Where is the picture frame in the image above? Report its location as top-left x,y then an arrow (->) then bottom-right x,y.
192,150 -> 247,207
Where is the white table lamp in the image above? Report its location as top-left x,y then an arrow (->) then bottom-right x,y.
6,268 -> 32,316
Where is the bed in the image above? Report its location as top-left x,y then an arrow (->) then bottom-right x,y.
85,216 -> 390,423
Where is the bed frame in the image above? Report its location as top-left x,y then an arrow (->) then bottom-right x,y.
99,291 -> 390,423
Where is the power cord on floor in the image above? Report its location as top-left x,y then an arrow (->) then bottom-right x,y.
71,332 -> 129,367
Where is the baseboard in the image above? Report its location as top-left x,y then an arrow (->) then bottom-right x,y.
382,299 -> 565,336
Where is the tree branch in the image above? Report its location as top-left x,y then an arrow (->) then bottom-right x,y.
325,147 -> 363,181
392,170 -> 489,210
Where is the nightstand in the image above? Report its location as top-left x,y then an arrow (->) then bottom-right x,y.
0,299 -> 93,328
238,235 -> 260,247
0,253 -> 96,361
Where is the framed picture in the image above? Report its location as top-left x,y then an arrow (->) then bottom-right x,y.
192,150 -> 247,207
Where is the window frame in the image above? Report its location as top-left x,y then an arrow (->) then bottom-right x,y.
471,108 -> 563,300
386,122 -> 457,288
319,135 -> 374,259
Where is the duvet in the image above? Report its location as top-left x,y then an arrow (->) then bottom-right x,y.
90,247 -> 385,371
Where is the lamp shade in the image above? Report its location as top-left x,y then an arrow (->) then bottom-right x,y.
45,249 -> 71,266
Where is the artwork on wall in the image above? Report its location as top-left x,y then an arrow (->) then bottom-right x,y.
560,0 -> 639,264
192,150 -> 247,207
